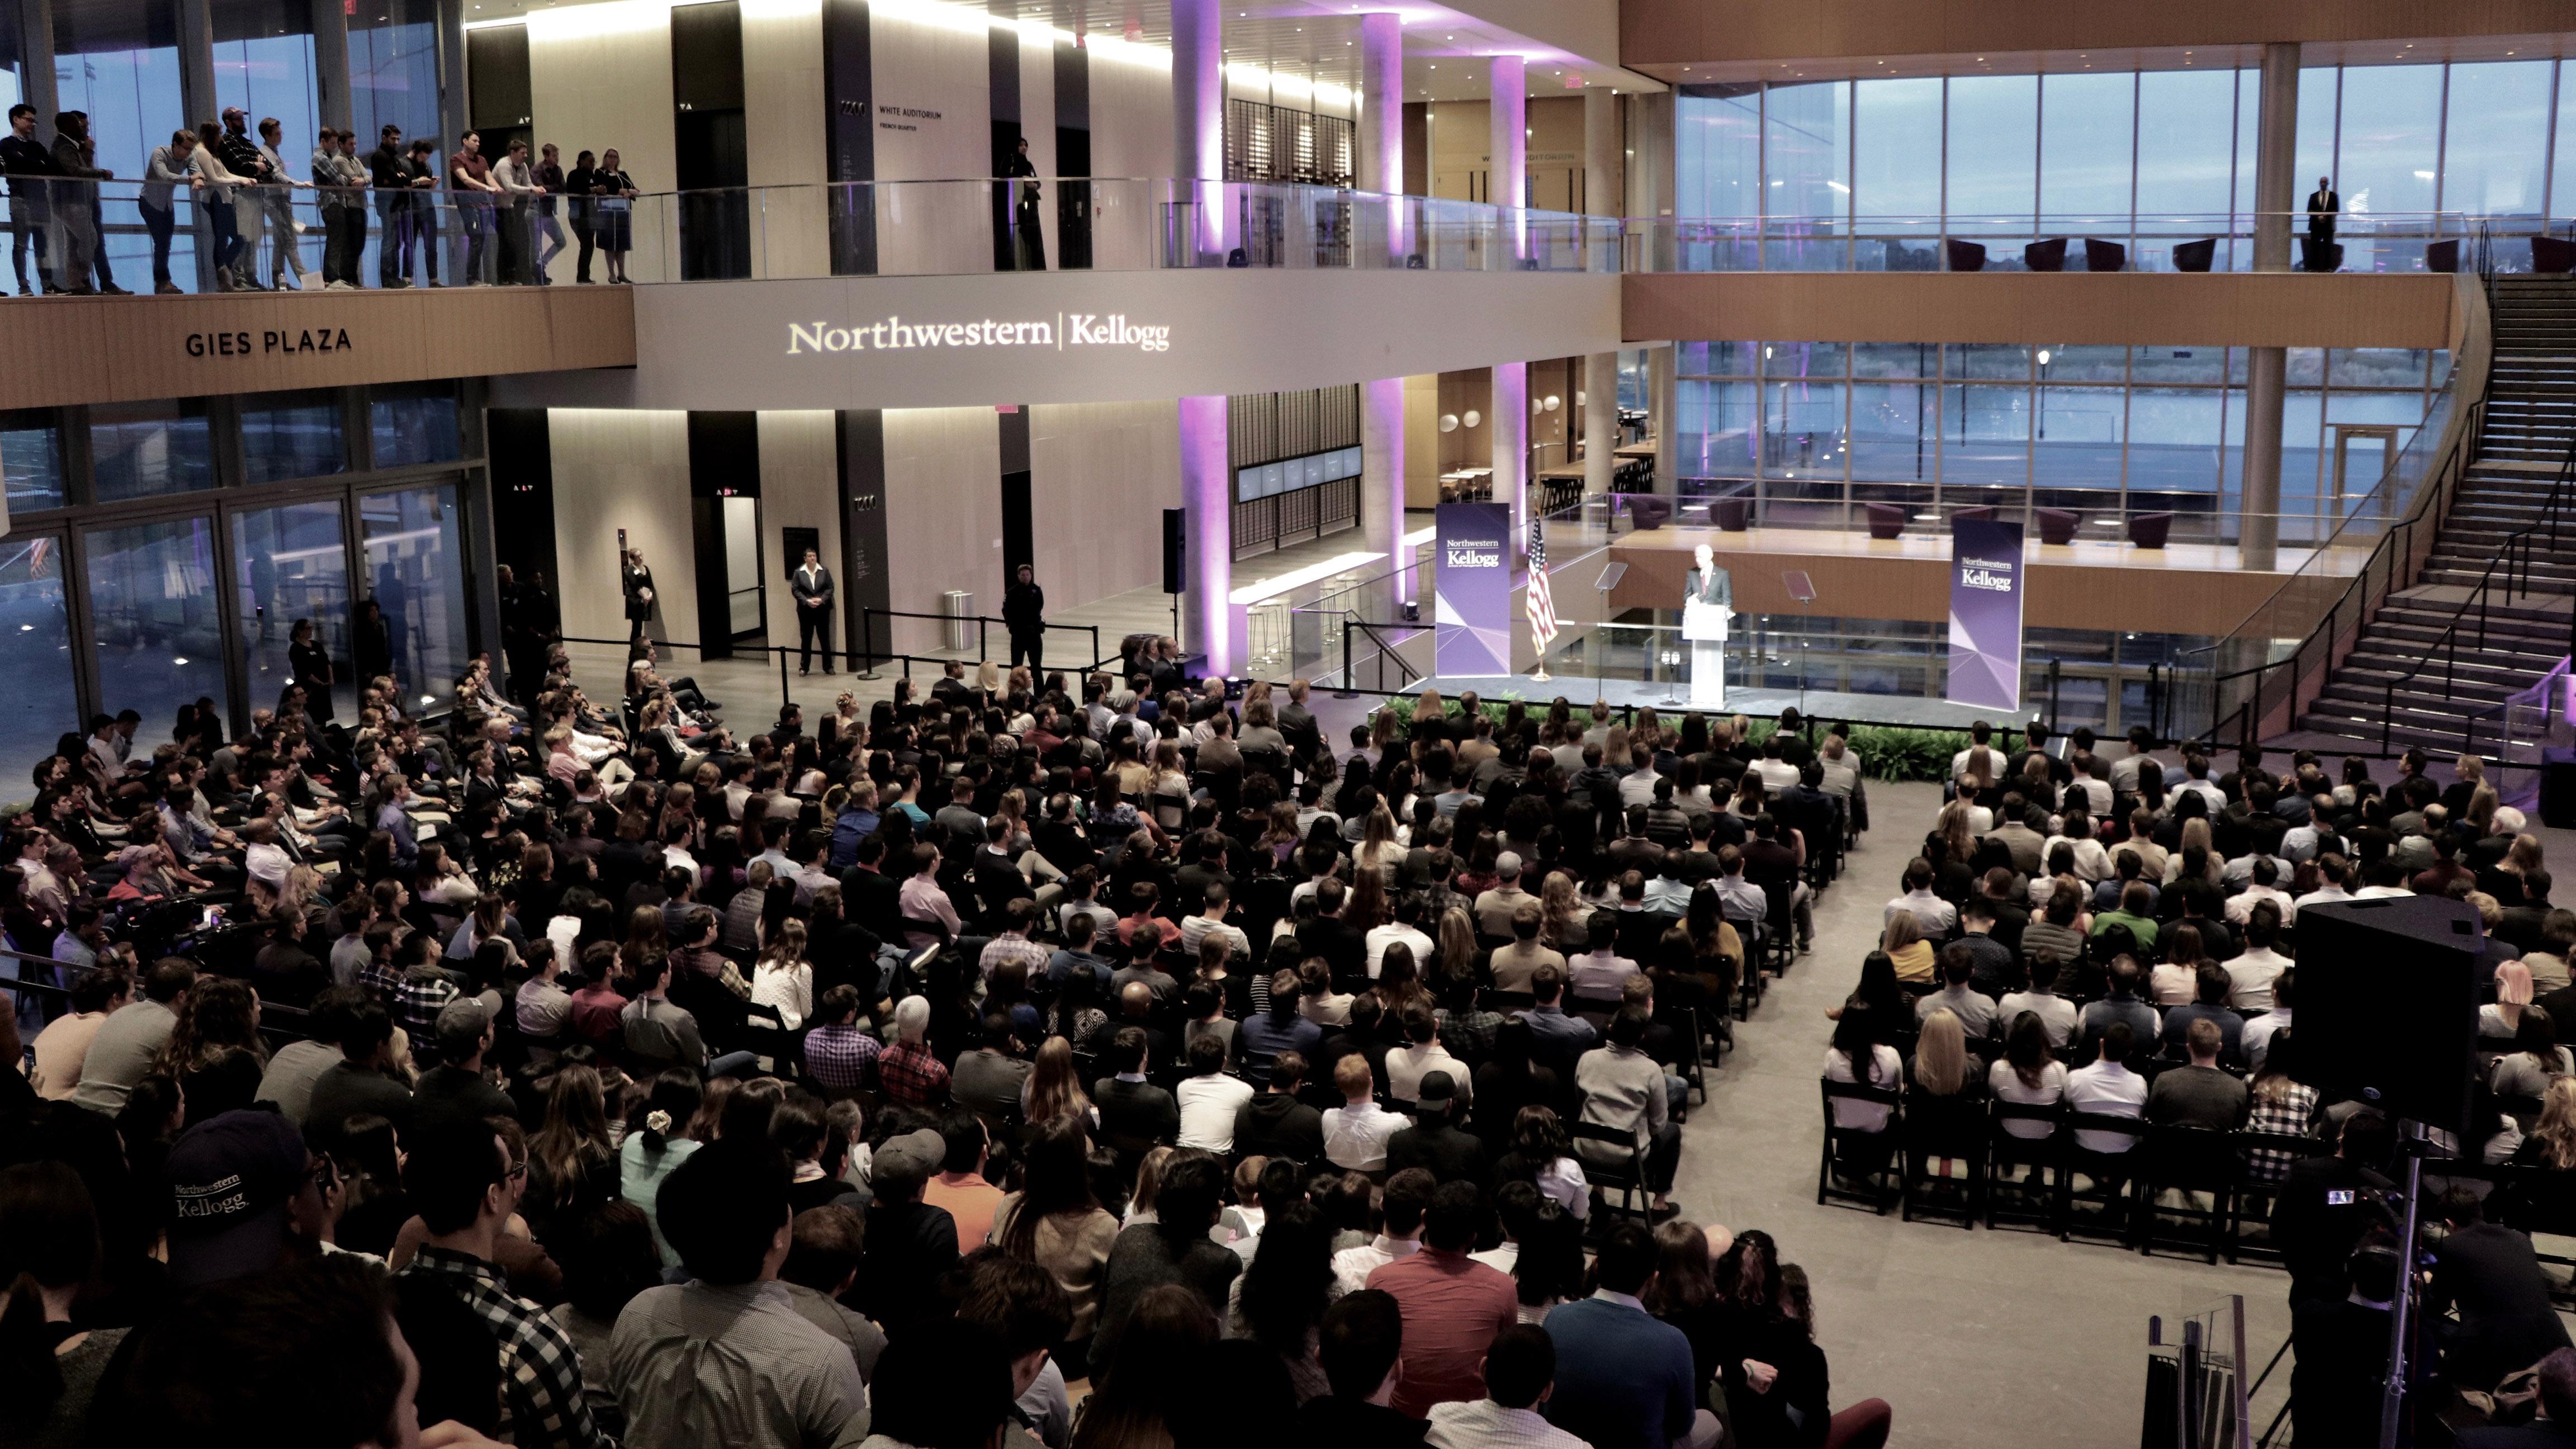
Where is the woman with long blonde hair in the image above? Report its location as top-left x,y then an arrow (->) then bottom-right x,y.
1912,1007 -> 1973,1096
1880,910 -> 1933,983
1540,872 -> 1590,953
2518,1076 -> 2576,1171
1024,1035 -> 1097,1127
1356,804 -> 1404,879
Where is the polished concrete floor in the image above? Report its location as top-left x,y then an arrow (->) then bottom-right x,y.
1669,779 -> 2295,1449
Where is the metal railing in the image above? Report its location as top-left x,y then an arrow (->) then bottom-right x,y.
2177,265 -> 2497,751
851,607 -> 1111,678
1625,210 -> 2550,275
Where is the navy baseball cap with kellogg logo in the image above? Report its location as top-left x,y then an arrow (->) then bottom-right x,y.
165,1107 -> 310,1288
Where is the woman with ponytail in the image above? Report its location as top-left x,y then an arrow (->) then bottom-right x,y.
617,1069 -> 704,1266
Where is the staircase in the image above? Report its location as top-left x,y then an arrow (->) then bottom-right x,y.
2293,276 -> 2576,752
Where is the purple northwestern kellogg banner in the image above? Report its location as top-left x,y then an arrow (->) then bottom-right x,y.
1434,502 -> 1514,678
1947,517 -> 2025,712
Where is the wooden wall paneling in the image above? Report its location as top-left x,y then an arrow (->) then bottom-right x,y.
879,405 -> 1003,656
527,2 -> 679,281
741,0 -> 830,279
1029,399 -> 1183,623
756,410 -> 844,646
1404,372 -> 1441,510
0,288 -> 637,411
546,408 -> 696,652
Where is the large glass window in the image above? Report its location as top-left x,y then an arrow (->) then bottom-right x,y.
2032,386 -> 2124,495
1675,84 -> 1760,219
371,382 -> 462,467
1675,380 -> 1756,480
2,410 -> 65,512
2133,69 -> 2236,230
0,538 -> 75,797
2336,65 -> 2442,225
2128,389 -> 2224,497
1765,80 -> 1849,222
1943,75 -> 2037,249
1761,378 -> 1845,481
214,0 -> 319,157
1939,383 -> 2029,490
53,0 -> 186,184
1848,382 -> 1930,483
90,400 -> 214,502
1852,78 -> 1941,225
2039,72 -> 2133,233
232,499 -> 351,718
85,515 -> 226,727
2291,68 -> 2338,220
2442,61 -> 2552,222
360,484 -> 467,711
2558,63 -> 2576,226
240,389 -> 347,482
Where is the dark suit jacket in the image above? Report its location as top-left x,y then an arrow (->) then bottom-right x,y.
1091,1076 -> 1180,1156
1386,1118 -> 1489,1184
1300,917 -> 1368,988
791,564 -> 834,608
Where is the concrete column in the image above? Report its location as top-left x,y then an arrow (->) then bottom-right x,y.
1650,345 -> 1677,492
1488,53 -> 1523,266
1364,375 -> 1408,596
1493,362 -> 1528,553
313,0 -> 353,135
1357,11 -> 1403,263
1180,394 -> 1244,676
436,0 -> 470,179
178,0 -> 218,129
16,0 -> 57,144
2241,42 -> 2300,570
1585,353 -> 1617,495
1171,0 -> 1224,260
1583,86 -> 1618,221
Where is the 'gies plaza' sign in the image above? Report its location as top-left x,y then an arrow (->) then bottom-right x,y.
186,326 -> 355,358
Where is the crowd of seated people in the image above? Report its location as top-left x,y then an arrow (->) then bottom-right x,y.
1821,722 -> 2576,1418
0,665 -> 1904,1449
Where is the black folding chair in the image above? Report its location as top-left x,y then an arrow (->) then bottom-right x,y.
1819,1078 -> 1903,1214
2056,1111 -> 2149,1246
2137,1123 -> 2236,1263
2225,1129 -> 2333,1264
1900,1088 -> 1987,1229
1570,1116 -> 1649,1227
1983,1098 -> 2066,1233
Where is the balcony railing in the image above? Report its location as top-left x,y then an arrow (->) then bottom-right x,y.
38,177 -> 2569,297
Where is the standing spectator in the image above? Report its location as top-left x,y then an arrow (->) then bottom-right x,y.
591,148 -> 637,283
491,136 -> 541,284
1005,563 -> 1048,674
210,108 -> 269,288
400,138 -> 444,285
315,125 -> 369,288
533,141 -> 569,282
142,128 -> 200,293
1,104 -> 53,295
254,115 -> 312,289
448,130 -> 500,282
46,111 -> 111,294
563,147 -> 599,282
367,124 -> 414,287
607,1139 -> 871,1449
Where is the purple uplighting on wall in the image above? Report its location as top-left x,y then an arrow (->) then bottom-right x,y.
1178,393 -> 1241,676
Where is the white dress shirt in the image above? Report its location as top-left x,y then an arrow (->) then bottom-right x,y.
1175,1071 -> 1256,1152
1427,1399 -> 1592,1449
2065,1061 -> 2149,1152
1322,1098 -> 1404,1172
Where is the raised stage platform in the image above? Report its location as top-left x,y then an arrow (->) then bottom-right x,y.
1408,674 -> 2035,733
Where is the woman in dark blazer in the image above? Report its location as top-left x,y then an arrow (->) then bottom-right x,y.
622,549 -> 656,642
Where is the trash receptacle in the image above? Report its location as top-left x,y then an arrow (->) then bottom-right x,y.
941,591 -> 974,654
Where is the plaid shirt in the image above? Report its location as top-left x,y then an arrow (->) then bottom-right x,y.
394,968 -> 460,1050
978,932 -> 1052,982
358,955 -> 404,1010
2244,1083 -> 2319,1183
878,1037 -> 950,1109
401,1245 -> 612,1449
802,1022 -> 882,1091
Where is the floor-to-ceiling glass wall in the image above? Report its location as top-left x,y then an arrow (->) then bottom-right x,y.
0,534 -> 79,794
83,514 -> 229,732
359,482 -> 467,711
231,497 -> 352,718
1674,56 -> 2576,271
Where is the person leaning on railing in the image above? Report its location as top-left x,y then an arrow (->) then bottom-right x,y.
144,129 -> 203,295
313,125 -> 371,291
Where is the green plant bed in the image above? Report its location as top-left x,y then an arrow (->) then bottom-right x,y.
1367,698 -> 1964,784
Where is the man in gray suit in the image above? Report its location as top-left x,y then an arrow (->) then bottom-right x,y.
792,547 -> 835,676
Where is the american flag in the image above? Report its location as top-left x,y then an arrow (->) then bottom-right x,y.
1526,514 -> 1558,648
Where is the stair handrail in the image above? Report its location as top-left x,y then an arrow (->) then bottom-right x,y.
2179,266 -> 2497,751
2391,435 -> 2576,754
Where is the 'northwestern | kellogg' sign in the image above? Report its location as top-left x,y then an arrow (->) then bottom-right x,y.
787,313 -> 1171,356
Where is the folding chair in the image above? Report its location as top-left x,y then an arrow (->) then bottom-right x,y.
2137,1123 -> 2235,1263
1900,1088 -> 1986,1229
1819,1079 -> 1904,1213
2057,1111 -> 2149,1246
1569,1117 -> 1649,1227
1983,1099 -> 2066,1233
2225,1129 -> 2333,1264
